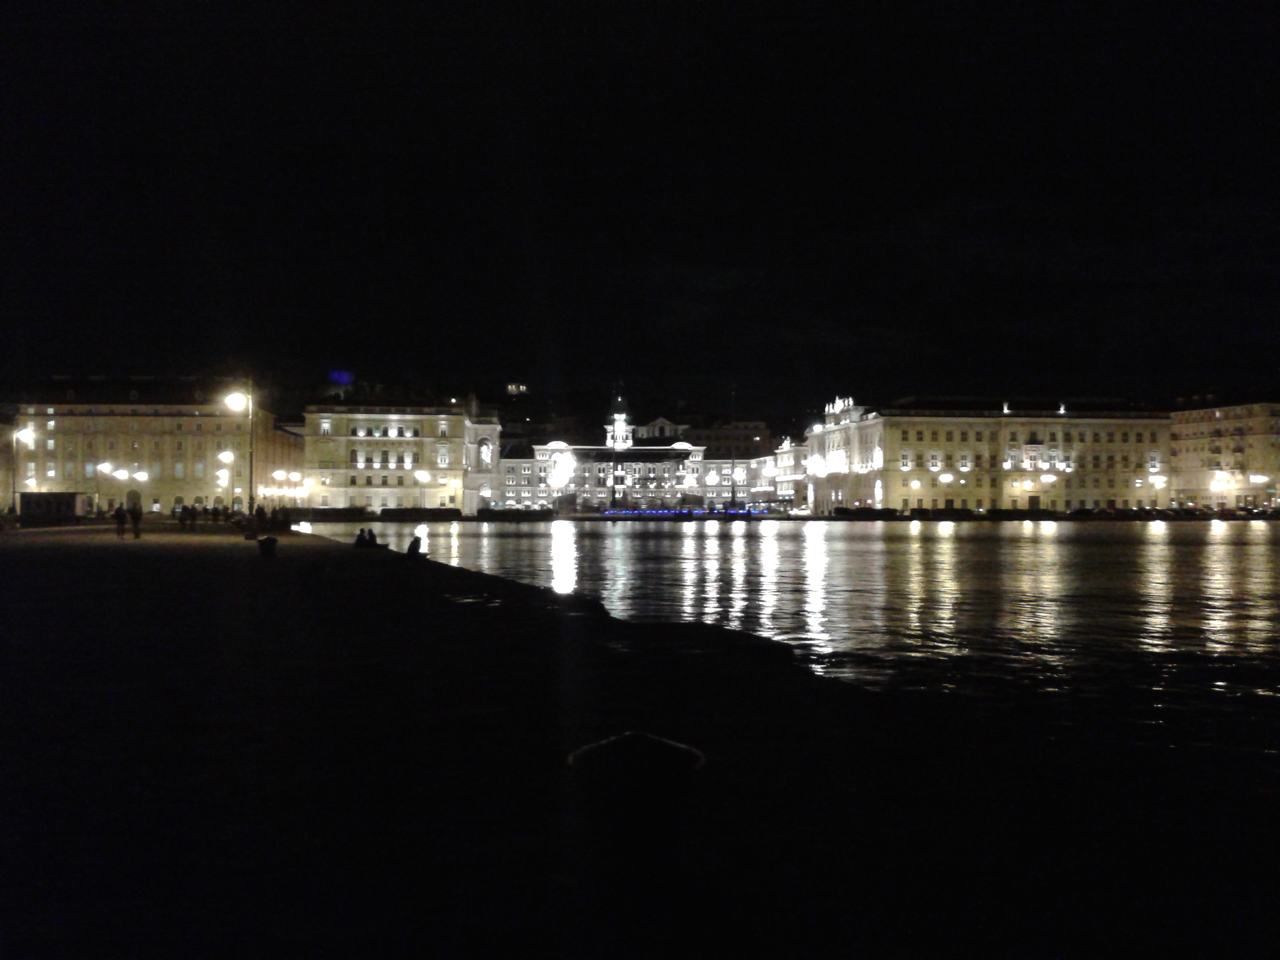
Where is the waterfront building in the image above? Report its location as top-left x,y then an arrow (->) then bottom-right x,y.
1170,402 -> 1280,508
299,398 -> 501,515
805,397 -> 1172,514
496,400 -> 744,510
5,379 -> 303,514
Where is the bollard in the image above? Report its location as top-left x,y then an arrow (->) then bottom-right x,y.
257,536 -> 278,559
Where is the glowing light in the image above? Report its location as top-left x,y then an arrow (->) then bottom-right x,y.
288,472 -> 301,482
1040,474 -> 1057,483
112,469 -> 129,480
224,392 -> 248,412
939,473 -> 953,483
811,423 -> 823,434
1002,461 -> 1012,470
15,428 -> 35,447
414,470 -> 430,482
272,469 -> 286,480
910,479 -> 921,489
23,477 -> 36,487
1250,474 -> 1269,484
97,462 -> 112,474
132,471 -> 147,481
1022,480 -> 1034,489
449,479 -> 462,488
218,450 -> 234,463
762,463 -> 778,478
292,521 -> 313,534
548,451 -> 577,489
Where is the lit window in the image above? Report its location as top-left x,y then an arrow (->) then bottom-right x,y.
320,419 -> 332,435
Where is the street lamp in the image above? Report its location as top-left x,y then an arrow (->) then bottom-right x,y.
224,388 -> 254,516
11,427 -> 35,512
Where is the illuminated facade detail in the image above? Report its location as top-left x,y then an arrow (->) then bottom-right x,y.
1170,402 -> 1280,509
804,397 -> 1173,515
497,403 -> 756,511
301,397 -> 501,515
3,383 -> 302,514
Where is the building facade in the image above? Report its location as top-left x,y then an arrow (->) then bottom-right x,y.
1170,403 -> 1280,508
7,388 -> 303,515
299,399 -> 501,515
496,406 -> 747,510
805,397 -> 1172,514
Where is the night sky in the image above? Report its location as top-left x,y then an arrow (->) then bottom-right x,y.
4,3 -> 1278,418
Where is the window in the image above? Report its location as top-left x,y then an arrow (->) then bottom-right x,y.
1009,431 -> 1018,442
320,419 -> 332,435
945,431 -> 953,442
365,476 -> 373,486
46,439 -> 55,451
46,463 -> 56,477
901,430 -> 909,441
175,441 -> 183,452
321,495 -> 330,506
195,462 -> 204,478
931,431 -> 938,442
960,431 -> 968,442
438,422 -> 448,437
975,431 -> 983,441
397,475 -> 404,486
84,463 -> 95,479
916,431 -> 924,442
350,475 -> 357,486
63,463 -> 73,477
437,449 -> 450,467
174,462 -> 185,478
46,420 -> 55,430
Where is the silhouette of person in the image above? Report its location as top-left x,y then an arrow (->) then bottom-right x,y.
128,504 -> 143,540
113,504 -> 127,539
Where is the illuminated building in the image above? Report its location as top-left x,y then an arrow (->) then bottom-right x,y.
497,398 -> 743,510
1170,402 -> 1280,508
806,397 -> 1172,514
300,398 -> 501,514
5,380 -> 303,514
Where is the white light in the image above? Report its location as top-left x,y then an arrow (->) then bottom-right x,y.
97,462 -> 112,474
288,472 -> 301,482
450,479 -> 461,488
15,428 -> 35,446
23,477 -> 36,487
414,470 -> 430,482
1250,474 -> 1269,484
272,470 -> 287,480
302,478 -> 313,487
939,473 -> 953,483
132,472 -> 148,481
224,392 -> 248,412
234,487 -> 242,494
910,479 -> 921,489
1022,480 -> 1034,489
811,424 -> 823,434
112,469 -> 129,480
1040,474 -> 1057,483
218,450 -> 234,463
1002,461 -> 1012,470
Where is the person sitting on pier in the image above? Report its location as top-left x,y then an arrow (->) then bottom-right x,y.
355,528 -> 368,548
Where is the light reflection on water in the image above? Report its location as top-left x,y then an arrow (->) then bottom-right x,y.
319,520 -> 1280,709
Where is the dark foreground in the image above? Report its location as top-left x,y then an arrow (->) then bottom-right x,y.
2,525 -> 1276,958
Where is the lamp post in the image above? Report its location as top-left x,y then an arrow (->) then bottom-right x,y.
224,387 -> 254,517
11,427 -> 34,513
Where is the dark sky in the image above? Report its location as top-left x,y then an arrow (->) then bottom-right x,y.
3,3 -> 1278,417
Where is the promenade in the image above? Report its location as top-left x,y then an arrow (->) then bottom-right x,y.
2,523 -> 1275,957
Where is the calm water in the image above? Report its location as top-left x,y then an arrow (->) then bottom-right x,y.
316,519 -> 1280,732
